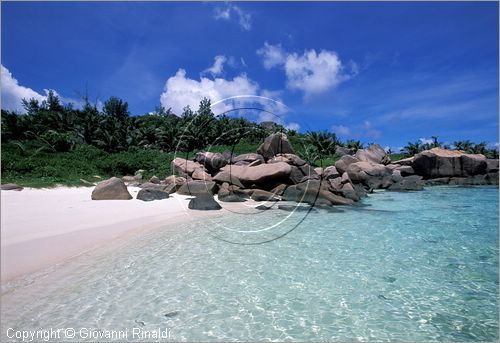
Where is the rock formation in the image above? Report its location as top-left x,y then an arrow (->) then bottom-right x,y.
92,177 -> 132,200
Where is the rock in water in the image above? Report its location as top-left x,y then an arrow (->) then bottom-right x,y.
413,148 -> 487,177
91,177 -> 132,200
219,162 -> 292,186
1,183 -> 23,191
177,180 -> 218,196
388,175 -> 424,191
188,194 -> 222,210
257,133 -> 295,160
251,189 -> 280,201
136,188 -> 169,201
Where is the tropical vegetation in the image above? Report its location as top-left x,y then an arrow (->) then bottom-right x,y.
1,92 -> 498,187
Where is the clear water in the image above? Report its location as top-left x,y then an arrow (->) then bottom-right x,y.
1,186 -> 498,342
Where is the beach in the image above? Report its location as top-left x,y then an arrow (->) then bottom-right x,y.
0,186 -> 250,283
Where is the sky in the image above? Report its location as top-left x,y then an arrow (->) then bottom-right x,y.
1,1 -> 498,150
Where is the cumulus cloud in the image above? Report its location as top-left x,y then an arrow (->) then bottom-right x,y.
160,68 -> 260,115
256,43 -> 357,98
213,3 -> 252,31
286,122 -> 300,131
203,55 -> 227,77
419,137 -> 434,145
1,65 -> 46,112
257,42 -> 286,70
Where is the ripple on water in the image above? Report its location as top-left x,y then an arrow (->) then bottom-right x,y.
1,186 -> 498,341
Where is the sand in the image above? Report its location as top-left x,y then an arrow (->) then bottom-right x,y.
0,186 -> 251,283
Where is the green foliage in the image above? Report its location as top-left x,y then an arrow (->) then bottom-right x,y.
3,91 -> 498,187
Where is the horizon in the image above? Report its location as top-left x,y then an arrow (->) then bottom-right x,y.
1,1 -> 498,151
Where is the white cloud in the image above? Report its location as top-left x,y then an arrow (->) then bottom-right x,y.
257,42 -> 286,70
286,122 -> 300,131
257,43 -> 356,98
1,65 -> 46,112
203,55 -> 227,77
213,4 -> 252,31
419,137 -> 434,145
1,64 -> 85,112
160,68 -> 259,115
330,121 -> 382,140
331,125 -> 351,136
285,49 -> 343,97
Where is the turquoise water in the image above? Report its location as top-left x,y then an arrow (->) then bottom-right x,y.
1,186 -> 498,341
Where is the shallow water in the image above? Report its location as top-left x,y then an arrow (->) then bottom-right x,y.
1,186 -> 498,341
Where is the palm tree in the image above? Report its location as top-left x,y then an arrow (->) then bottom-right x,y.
305,131 -> 339,156
404,141 -> 422,156
345,139 -> 364,153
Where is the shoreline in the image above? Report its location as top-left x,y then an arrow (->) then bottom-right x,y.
0,186 -> 251,284
1,183 -> 497,284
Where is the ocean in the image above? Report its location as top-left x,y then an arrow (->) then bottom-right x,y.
1,186 -> 498,341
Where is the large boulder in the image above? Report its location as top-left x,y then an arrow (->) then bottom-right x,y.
219,162 -> 292,186
299,186 -> 353,207
194,152 -> 228,172
335,146 -> 353,157
268,153 -> 306,166
355,144 -> 391,165
342,162 -> 392,189
164,175 -> 186,187
192,168 -> 212,181
392,157 -> 414,166
334,155 -> 360,175
413,148 -> 487,177
217,183 -> 247,202
136,188 -> 169,201
212,171 -> 245,188
171,157 -> 205,176
395,165 -> 414,176
140,182 -> 169,191
188,194 -> 222,210
91,177 -> 132,200
388,175 -> 424,191
251,189 -> 280,201
283,180 -> 354,206
322,166 -> 340,180
1,183 -> 23,191
231,153 -> 265,165
257,133 -> 295,160
149,175 -> 160,184
345,162 -> 391,183
288,163 -> 320,184
486,159 -> 499,173
176,180 -> 218,196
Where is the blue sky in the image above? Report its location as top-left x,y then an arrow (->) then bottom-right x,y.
1,1 -> 498,150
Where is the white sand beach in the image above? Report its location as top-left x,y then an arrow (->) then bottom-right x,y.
0,187 -> 249,283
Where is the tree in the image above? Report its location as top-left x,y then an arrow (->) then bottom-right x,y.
103,97 -> 129,121
44,90 -> 64,112
305,131 -> 340,156
345,139 -> 364,153
404,141 -> 422,156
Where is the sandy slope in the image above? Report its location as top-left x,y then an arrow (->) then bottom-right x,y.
0,186 -> 247,282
